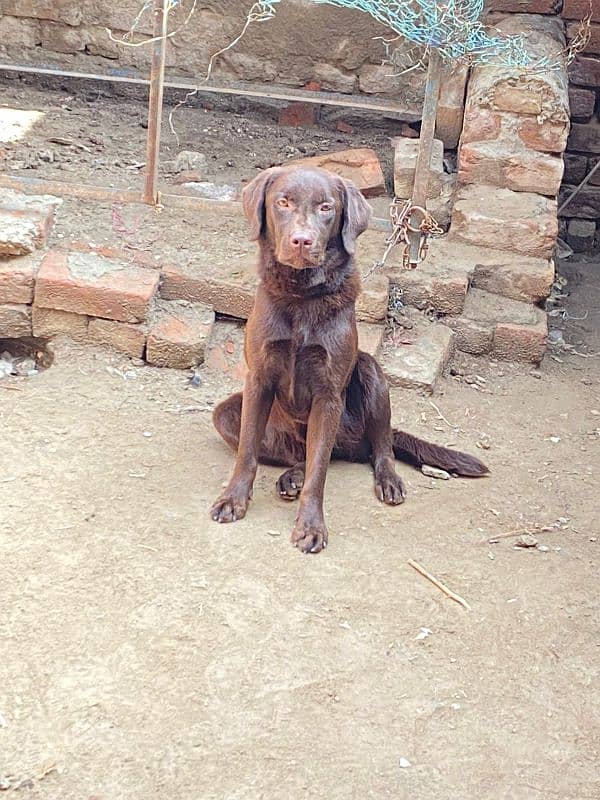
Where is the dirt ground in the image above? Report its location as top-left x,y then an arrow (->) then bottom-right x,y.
1,252 -> 599,799
0,77 -> 402,193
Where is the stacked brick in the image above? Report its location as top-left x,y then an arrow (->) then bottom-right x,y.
0,190 -> 216,368
438,13 -> 570,364
562,0 -> 600,252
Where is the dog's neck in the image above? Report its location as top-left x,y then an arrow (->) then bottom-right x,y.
257,240 -> 359,303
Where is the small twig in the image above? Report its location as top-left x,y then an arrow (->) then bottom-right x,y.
428,400 -> 455,429
408,558 -> 472,611
140,544 -> 158,552
478,527 -> 533,545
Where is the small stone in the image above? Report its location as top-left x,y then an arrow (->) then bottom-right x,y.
537,545 -> 550,552
174,150 -> 207,175
399,758 -> 412,769
422,464 -> 451,480
515,534 -> 538,548
0,776 -> 11,790
549,436 -> 561,443
143,431 -> 153,438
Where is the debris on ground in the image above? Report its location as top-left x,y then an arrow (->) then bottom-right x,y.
514,534 -> 539,548
422,464 -> 451,480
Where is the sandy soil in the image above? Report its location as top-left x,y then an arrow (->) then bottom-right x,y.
1,254 -> 599,798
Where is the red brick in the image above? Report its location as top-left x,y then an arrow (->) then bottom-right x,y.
0,254 -> 39,304
458,141 -> 563,196
472,256 -> 555,304
567,21 -> 600,53
146,301 -> 214,369
436,63 -> 469,148
40,20 -> 88,53
517,117 -> 569,153
562,0 -> 600,22
0,190 -> 60,256
493,84 -> 544,115
391,268 -> 469,316
160,260 -> 256,320
289,148 -> 386,197
568,121 -> 600,154
569,56 -> 600,87
357,322 -> 385,357
32,305 -> 88,340
493,317 -> 548,364
88,318 -> 146,358
1,1 -> 83,25
0,304 -> 32,338
451,185 -> 558,258
563,153 -> 589,184
460,109 -> 502,144
35,249 -> 159,323
568,87 -> 597,122
489,0 -> 560,11
336,121 -> 354,134
304,81 -> 321,92
204,320 -> 247,382
356,274 -> 389,323
279,102 -> 317,128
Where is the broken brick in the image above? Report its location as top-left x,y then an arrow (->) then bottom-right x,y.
0,303 -> 32,338
288,148 -> 386,197
32,305 -> 88,341
0,190 -> 61,256
0,254 -> 40,304
35,248 -> 160,323
88,317 -> 146,358
146,300 -> 215,369
279,102 -> 317,128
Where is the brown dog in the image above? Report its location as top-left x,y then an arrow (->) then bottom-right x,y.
210,166 -> 488,553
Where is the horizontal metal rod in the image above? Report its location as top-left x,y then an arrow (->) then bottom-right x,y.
0,173 -> 391,229
0,62 -> 421,119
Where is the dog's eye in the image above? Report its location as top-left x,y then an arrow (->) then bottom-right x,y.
319,203 -> 333,213
276,198 -> 290,209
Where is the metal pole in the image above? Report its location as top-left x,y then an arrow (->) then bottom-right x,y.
143,0 -> 169,205
408,50 -> 443,268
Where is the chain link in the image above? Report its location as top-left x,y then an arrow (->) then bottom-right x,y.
363,197 -> 443,278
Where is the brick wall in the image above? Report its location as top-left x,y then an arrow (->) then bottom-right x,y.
561,0 -> 600,253
0,0 -> 425,104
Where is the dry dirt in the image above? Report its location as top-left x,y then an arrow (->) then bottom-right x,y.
0,77 -> 401,193
1,256 -> 599,799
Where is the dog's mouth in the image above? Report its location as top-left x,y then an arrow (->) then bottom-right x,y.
277,248 -> 324,270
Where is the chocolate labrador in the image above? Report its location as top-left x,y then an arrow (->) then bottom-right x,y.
210,166 -> 488,553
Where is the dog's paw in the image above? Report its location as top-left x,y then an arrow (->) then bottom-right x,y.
210,490 -> 250,523
291,517 -> 328,554
276,465 -> 305,501
374,470 -> 406,505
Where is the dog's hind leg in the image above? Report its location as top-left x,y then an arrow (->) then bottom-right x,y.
213,392 -> 303,469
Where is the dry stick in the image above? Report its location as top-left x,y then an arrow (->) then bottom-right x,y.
408,558 -> 472,611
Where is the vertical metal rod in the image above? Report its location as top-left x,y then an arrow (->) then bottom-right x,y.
143,0 -> 169,205
408,50 -> 443,267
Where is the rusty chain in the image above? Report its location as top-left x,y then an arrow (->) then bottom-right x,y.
363,197 -> 443,278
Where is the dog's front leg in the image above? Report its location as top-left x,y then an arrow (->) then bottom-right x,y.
210,372 -> 273,523
291,392 -> 342,553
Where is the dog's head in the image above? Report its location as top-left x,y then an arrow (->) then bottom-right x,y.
241,166 -> 372,269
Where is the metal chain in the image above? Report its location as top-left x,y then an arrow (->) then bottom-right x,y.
363,197 -> 443,278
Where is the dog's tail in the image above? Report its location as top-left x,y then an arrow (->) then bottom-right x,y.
392,429 -> 489,477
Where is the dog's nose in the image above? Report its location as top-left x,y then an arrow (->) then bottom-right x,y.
290,232 -> 313,249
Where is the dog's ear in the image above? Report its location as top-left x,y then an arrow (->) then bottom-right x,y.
341,180 -> 372,255
242,167 -> 283,241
